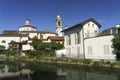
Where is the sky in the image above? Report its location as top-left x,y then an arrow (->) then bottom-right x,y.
0,0 -> 120,33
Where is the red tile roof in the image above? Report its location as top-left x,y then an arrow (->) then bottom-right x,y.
47,36 -> 64,41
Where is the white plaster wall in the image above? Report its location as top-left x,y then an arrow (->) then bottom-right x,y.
83,21 -> 99,38
84,35 -> 116,60
37,33 -> 56,39
22,44 -> 31,51
64,26 -> 84,58
29,33 -> 37,38
19,27 -> 37,32
37,33 -> 41,39
42,33 -> 56,39
0,37 -> 28,49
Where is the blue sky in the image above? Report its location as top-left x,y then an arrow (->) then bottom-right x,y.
0,0 -> 120,33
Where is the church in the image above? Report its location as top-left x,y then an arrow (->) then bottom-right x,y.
0,15 -> 64,51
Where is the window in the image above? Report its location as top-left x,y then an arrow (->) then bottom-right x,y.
77,32 -> 80,44
67,48 -> 71,57
92,24 -> 94,27
87,30 -> 90,37
94,30 -> 97,36
88,46 -> 92,54
40,35 -> 43,39
104,45 -> 109,54
77,47 -> 80,57
66,35 -> 71,45
75,32 -> 81,44
68,35 -> 71,45
88,24 -> 90,27
75,34 -> 76,44
58,21 -> 61,26
2,40 -> 6,43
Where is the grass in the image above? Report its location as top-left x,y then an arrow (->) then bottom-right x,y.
2,55 -> 120,69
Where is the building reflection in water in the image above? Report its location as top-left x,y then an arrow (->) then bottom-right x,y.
0,64 -> 32,80
0,60 -> 120,80
56,68 -> 119,80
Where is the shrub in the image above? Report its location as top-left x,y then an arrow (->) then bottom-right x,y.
83,59 -> 92,64
5,50 -> 16,56
93,61 -> 100,66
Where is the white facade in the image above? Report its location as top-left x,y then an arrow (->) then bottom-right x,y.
19,27 -> 37,32
28,33 -> 38,38
55,49 -> 66,58
37,32 -> 57,42
64,26 -> 84,58
85,35 -> 116,60
19,19 -> 37,32
64,18 -> 101,59
83,21 -> 99,38
0,36 -> 28,49
0,16 -> 63,51
63,18 -> 116,60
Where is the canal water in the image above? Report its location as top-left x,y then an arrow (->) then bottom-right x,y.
0,60 -> 120,80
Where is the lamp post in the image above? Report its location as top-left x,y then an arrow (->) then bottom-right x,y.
18,36 -> 22,70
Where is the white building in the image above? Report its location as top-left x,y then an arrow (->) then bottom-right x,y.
85,35 -> 115,60
62,18 -> 116,60
0,15 -> 64,51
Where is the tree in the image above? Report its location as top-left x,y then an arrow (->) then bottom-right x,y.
56,43 -> 64,50
31,37 -> 42,50
0,45 -> 5,50
8,43 -> 17,50
112,33 -> 120,60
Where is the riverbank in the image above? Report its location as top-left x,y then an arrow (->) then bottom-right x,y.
1,56 -> 120,69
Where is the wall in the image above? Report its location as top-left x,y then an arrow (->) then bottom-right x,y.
83,21 -> 99,38
0,36 -> 28,49
38,33 -> 56,40
29,33 -> 38,38
19,27 -> 37,32
64,26 -> 84,58
84,35 -> 116,60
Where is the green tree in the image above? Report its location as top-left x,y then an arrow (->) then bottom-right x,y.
8,43 -> 17,50
31,37 -> 42,50
56,43 -> 64,50
112,33 -> 120,60
0,45 -> 6,55
0,45 -> 5,50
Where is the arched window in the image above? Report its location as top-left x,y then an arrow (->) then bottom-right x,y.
2,40 -> 6,43
58,21 -> 61,26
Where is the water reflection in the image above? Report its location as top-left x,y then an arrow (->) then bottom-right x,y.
56,68 -> 119,80
0,60 -> 120,80
0,60 -> 32,80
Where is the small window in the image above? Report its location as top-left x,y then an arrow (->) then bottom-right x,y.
103,45 -> 109,54
94,30 -> 97,36
77,32 -> 80,44
88,24 -> 90,27
92,24 -> 94,27
67,35 -> 71,45
88,46 -> 92,54
58,21 -> 61,26
40,35 -> 43,39
2,40 -> 6,43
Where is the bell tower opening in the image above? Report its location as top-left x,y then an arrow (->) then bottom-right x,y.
56,14 -> 62,36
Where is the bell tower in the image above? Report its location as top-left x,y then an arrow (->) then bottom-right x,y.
56,14 -> 62,36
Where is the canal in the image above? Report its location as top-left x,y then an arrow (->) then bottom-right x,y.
0,60 -> 120,80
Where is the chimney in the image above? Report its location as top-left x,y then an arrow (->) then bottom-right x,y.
116,24 -> 120,28
65,25 -> 68,29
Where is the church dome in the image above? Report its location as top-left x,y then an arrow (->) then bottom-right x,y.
19,19 -> 37,32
